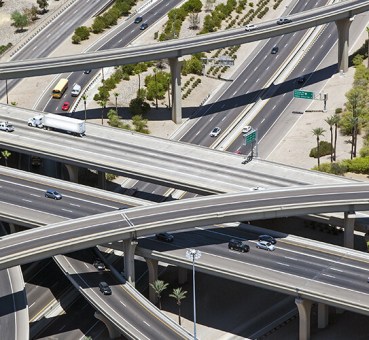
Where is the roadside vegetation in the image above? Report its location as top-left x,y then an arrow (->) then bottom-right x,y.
311,51 -> 369,176
72,0 -> 137,44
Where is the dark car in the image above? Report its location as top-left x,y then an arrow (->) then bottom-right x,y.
140,23 -> 148,30
83,69 -> 91,74
134,16 -> 143,24
45,189 -> 62,200
228,239 -> 250,253
271,46 -> 279,54
277,17 -> 292,25
99,281 -> 112,295
297,76 -> 306,84
156,232 -> 174,242
258,235 -> 277,244
93,259 -> 105,271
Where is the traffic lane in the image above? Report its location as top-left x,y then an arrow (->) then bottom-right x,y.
0,174 -> 129,215
64,251 -> 186,340
227,25 -> 337,153
181,0 -> 324,146
138,225 -> 369,290
0,1 -> 112,98
41,0 -> 183,113
104,0 -> 184,50
15,1 -> 111,60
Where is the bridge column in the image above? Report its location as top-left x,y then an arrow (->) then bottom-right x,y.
318,303 -> 329,329
94,311 -> 120,339
295,297 -> 312,340
98,171 -> 106,190
169,57 -> 184,124
335,18 -> 353,73
145,258 -> 158,304
64,164 -> 79,183
9,223 -> 17,234
123,238 -> 137,286
178,267 -> 188,285
343,211 -> 355,248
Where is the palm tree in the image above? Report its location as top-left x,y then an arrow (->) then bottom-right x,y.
1,150 -> 11,167
169,287 -> 187,325
149,280 -> 169,310
312,127 -> 325,168
113,92 -> 119,113
332,114 -> 340,161
98,99 -> 107,125
325,116 -> 335,163
82,94 -> 88,121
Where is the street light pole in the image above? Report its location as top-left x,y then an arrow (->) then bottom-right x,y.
186,249 -> 201,340
154,68 -> 158,109
5,79 -> 9,104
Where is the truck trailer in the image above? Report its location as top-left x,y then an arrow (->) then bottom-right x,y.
28,114 -> 85,137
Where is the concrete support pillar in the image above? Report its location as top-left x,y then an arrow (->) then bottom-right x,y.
169,57 -> 184,124
64,164 -> 79,183
343,211 -> 355,248
335,18 -> 353,73
318,303 -> 329,329
178,267 -> 188,285
98,171 -> 106,190
295,297 -> 312,340
9,223 -> 16,234
94,311 -> 120,339
145,258 -> 159,304
123,238 -> 137,286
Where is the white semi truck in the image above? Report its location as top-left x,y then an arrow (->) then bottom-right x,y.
28,114 -> 85,137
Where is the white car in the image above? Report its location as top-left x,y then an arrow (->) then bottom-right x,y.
242,125 -> 252,134
245,24 -> 258,31
210,127 -> 221,137
256,240 -> 275,251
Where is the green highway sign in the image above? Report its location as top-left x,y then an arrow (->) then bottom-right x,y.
293,89 -> 313,99
245,130 -> 256,144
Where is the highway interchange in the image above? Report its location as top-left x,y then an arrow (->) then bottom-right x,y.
1,0 -> 369,338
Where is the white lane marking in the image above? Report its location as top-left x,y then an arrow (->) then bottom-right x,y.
322,274 -> 335,278
29,302 -> 35,308
285,256 -> 298,261
84,263 -> 89,268
61,208 -> 73,213
143,320 -> 151,327
59,325 -> 66,331
30,194 -> 39,197
331,268 -> 343,272
70,203 -> 81,207
46,33 -> 51,38
120,301 -> 126,307
277,262 -> 290,267
22,199 -> 32,203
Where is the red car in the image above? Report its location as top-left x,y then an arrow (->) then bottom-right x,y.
62,101 -> 70,111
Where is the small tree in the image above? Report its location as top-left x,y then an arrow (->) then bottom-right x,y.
24,6 -> 38,21
169,287 -> 187,325
1,150 -> 11,167
75,26 -> 90,40
98,99 -> 107,125
11,11 -> 30,32
332,114 -> 340,161
312,127 -> 326,168
149,280 -> 168,310
132,115 -> 149,134
37,0 -> 49,14
189,12 -> 200,30
129,97 -> 150,116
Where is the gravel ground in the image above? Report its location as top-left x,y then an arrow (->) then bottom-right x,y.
0,0 -> 69,48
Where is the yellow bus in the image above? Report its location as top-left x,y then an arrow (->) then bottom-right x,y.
52,78 -> 68,99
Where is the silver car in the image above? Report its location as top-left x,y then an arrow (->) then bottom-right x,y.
210,127 -> 221,137
256,240 -> 275,251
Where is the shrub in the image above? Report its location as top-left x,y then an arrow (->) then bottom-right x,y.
72,34 -> 81,44
341,157 -> 369,174
312,162 -> 347,175
75,26 -> 90,40
309,141 -> 333,158
335,107 -> 342,114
